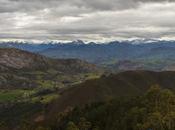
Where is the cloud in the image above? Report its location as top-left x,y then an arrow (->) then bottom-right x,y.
0,0 -> 175,41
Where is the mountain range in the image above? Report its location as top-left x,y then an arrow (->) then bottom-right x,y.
1,40 -> 175,71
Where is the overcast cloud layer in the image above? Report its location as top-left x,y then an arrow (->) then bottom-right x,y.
0,0 -> 175,42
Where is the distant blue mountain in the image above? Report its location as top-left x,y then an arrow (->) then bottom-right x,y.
0,41 -> 59,52
1,39 -> 175,71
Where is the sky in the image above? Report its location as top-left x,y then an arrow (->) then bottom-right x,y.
0,0 -> 175,42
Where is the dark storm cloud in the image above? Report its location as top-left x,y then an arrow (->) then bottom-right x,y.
0,0 -> 175,41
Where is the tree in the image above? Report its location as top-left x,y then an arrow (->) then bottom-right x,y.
35,126 -> 51,130
0,121 -> 8,130
78,117 -> 91,130
66,121 -> 79,130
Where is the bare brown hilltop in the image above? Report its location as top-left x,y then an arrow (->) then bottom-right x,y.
0,48 -> 48,70
0,48 -> 100,73
0,48 -> 101,89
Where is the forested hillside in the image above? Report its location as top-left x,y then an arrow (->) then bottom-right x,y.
1,70 -> 175,130
54,86 -> 175,130
1,86 -> 174,130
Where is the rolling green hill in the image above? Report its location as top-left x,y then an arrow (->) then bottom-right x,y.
48,71 -> 175,114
